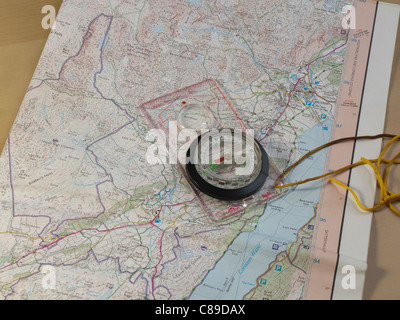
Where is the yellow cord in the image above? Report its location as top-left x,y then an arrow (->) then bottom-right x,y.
275,134 -> 400,216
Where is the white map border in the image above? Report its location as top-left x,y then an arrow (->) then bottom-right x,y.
332,1 -> 400,300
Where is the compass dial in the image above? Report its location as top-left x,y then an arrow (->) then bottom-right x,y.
185,129 -> 269,201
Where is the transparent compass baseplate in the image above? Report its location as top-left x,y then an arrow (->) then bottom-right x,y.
140,79 -> 287,221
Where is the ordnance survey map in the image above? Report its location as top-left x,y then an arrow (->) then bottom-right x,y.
0,0 -> 398,299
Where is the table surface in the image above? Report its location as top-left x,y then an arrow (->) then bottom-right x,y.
1,0 -> 400,300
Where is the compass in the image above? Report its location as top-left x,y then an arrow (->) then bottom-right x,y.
185,129 -> 269,201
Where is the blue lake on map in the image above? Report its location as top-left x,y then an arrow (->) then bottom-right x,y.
189,120 -> 333,299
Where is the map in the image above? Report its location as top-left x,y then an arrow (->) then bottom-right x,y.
0,0 -> 377,299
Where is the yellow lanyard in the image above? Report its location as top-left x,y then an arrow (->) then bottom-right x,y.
275,134 -> 400,215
